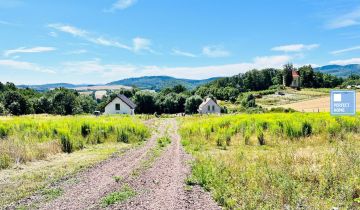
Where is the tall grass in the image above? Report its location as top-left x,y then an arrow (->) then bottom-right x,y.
180,113 -> 360,209
0,115 -> 149,169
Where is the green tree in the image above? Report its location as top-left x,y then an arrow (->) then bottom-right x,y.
78,95 -> 97,113
298,65 -> 315,88
172,84 -> 187,94
3,91 -> 30,115
185,95 -> 203,114
51,88 -> 81,115
283,63 -> 294,86
240,94 -> 256,108
34,96 -> 52,114
133,91 -> 157,114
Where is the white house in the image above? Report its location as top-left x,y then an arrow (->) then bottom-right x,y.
104,94 -> 136,115
198,98 -> 221,114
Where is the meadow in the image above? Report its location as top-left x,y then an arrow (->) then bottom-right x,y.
180,113 -> 360,209
0,115 -> 149,169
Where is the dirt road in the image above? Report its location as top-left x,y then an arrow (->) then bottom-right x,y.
10,119 -> 219,210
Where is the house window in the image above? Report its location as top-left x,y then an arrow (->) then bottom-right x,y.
212,105 -> 215,111
115,103 -> 120,110
208,105 -> 210,111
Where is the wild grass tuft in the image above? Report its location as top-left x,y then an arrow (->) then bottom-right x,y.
101,185 -> 136,207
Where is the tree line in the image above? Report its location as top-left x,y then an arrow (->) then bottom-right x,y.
0,64 -> 354,116
0,83 -> 96,116
195,64 -> 343,102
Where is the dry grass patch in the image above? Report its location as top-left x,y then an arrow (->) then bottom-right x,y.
0,143 -> 131,208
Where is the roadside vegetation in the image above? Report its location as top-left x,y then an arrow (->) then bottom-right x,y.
180,113 -> 360,209
0,142 -> 131,208
101,184 -> 137,207
0,115 -> 149,169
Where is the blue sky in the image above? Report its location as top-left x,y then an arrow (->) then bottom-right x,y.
1,0 -> 360,84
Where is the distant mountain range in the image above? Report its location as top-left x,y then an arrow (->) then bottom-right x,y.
107,76 -> 221,91
17,64 -> 360,91
18,76 -> 221,91
315,64 -> 360,77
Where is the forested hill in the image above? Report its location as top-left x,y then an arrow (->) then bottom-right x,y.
194,65 -> 344,102
107,76 -> 220,91
315,64 -> 360,77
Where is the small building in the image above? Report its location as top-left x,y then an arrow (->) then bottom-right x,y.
198,98 -> 221,114
104,94 -> 136,115
290,70 -> 301,89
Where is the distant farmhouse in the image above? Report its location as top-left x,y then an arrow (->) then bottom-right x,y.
198,97 -> 221,114
290,70 -> 301,89
104,94 -> 136,115
283,70 -> 301,89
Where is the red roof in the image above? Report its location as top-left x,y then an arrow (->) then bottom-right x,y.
292,70 -> 300,78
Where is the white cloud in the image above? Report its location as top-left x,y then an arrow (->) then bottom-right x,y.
48,31 -> 58,37
48,23 -> 88,37
133,37 -> 155,53
60,55 -> 292,80
331,45 -> 360,54
89,37 -> 132,50
172,49 -> 197,58
4,47 -> 56,57
271,44 -> 319,52
202,45 -> 230,58
329,58 -> 360,65
105,0 -> 137,12
48,23 -> 154,53
326,7 -> 360,29
65,49 -> 88,55
0,59 -> 55,74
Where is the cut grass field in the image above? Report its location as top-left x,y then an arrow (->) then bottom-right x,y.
255,88 -> 330,108
180,113 -> 360,209
278,91 -> 360,112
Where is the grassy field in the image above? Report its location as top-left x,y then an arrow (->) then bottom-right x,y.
180,113 -> 360,209
256,88 -> 330,108
279,92 -> 360,112
218,88 -> 332,113
0,115 -> 149,170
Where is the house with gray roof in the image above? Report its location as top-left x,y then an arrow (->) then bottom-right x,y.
104,94 -> 136,115
198,97 -> 221,114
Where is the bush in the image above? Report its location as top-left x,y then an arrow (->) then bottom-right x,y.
185,95 -> 203,114
117,130 -> 129,143
257,132 -> 266,145
0,126 -> 9,139
61,135 -> 73,153
81,124 -> 91,137
302,122 -> 312,137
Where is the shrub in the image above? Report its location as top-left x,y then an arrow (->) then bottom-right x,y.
61,135 -> 73,153
301,122 -> 312,137
81,124 -> 91,137
0,126 -> 9,139
257,132 -> 265,145
117,130 -> 129,143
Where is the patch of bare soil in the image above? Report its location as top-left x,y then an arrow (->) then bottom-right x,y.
105,119 -> 220,210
